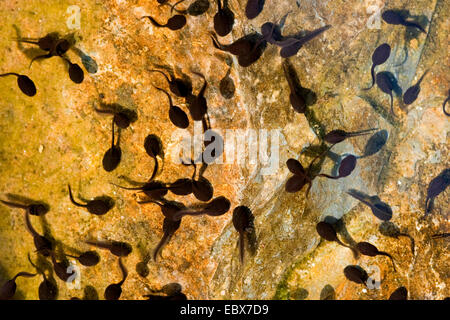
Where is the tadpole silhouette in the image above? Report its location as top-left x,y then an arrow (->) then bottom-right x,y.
0,271 -> 36,300
112,180 -> 169,200
144,134 -> 164,181
219,65 -> 235,99
49,251 -> 75,282
211,32 -> 267,67
319,155 -> 357,179
104,258 -> 127,300
379,221 -> 415,255
84,240 -> 132,257
138,199 -> 186,222
94,102 -> 137,129
149,69 -> 192,97
389,286 -> 408,300
186,72 -> 208,121
359,129 -> 388,158
363,43 -> 391,90
28,253 -> 58,300
68,184 -> 114,216
320,284 -> 336,300
382,10 -> 427,34
189,162 -> 214,201
347,189 -> 393,221
173,196 -> 230,220
153,217 -> 181,261
12,33 -> 58,51
144,283 -> 187,300
323,128 -> 377,144
356,241 -> 396,271
72,47 -> 98,74
316,221 -> 357,255
376,72 -> 395,115
424,168 -> 449,216
282,60 -> 317,113
279,25 -> 331,58
232,206 -> 255,263
102,120 -> 122,172
66,251 -> 100,267
214,0 -> 234,36
431,233 -> 450,240
62,57 -> 84,84
141,15 -> 186,31
0,73 -> 36,96
0,198 -> 49,216
24,210 -> 53,256
403,70 -> 428,105
443,90 -> 450,116
153,86 -> 189,129
168,0 -> 210,16
28,38 -> 72,68
343,265 -> 368,287
245,0 -> 265,19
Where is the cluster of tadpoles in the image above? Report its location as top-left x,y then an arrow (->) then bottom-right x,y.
363,10 -> 433,116
0,33 -> 86,98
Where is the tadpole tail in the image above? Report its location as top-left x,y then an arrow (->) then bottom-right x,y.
363,65 -> 376,91
335,237 -> 358,258
0,72 -> 19,78
67,185 -> 87,208
94,108 -> 114,115
347,128 -> 379,137
318,173 -> 339,180
239,232 -> 245,264
29,53 -> 51,69
0,200 -> 27,210
149,157 -> 159,182
84,240 -> 111,250
210,33 -> 225,51
24,211 -> 39,238
118,257 -> 128,285
12,271 -> 37,281
153,85 -> 173,107
153,232 -> 171,262
399,233 -> 415,255
141,16 -> 165,27
431,233 -> 450,239
169,0 -> 187,14
404,21 -> 427,34
110,183 -> 144,191
443,97 -> 450,116
379,251 -> 397,272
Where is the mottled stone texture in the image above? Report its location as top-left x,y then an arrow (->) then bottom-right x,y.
0,0 -> 448,300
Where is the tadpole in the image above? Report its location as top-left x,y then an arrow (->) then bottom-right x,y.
144,134 -> 164,181
219,65 -> 235,99
186,71 -> 208,121
346,189 -> 393,221
363,43 -> 391,90
153,86 -> 189,129
389,286 -> 408,300
28,253 -> 58,300
169,0 -> 210,16
68,184 -> 114,216
343,265 -> 368,287
214,0 -> 235,36
318,155 -> 357,179
149,69 -> 192,97
232,206 -> 255,263
104,258 -> 127,300
141,15 -> 187,31
102,120 -> 122,172
379,221 -> 415,255
84,240 -> 132,257
0,271 -> 36,300
316,221 -> 357,255
50,251 -> 75,282
153,217 -> 181,261
403,70 -> 428,105
356,241 -> 396,271
25,210 -> 53,256
424,168 -> 449,216
66,251 -> 100,267
245,0 -> 265,20
62,57 -> 84,84
323,128 -> 378,144
376,72 -> 395,115
382,10 -> 427,34
0,73 -> 36,96
0,199 -> 49,216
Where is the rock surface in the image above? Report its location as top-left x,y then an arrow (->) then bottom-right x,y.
0,0 -> 448,300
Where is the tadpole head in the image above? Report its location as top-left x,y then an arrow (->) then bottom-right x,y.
17,75 -> 37,97
144,134 -> 163,158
